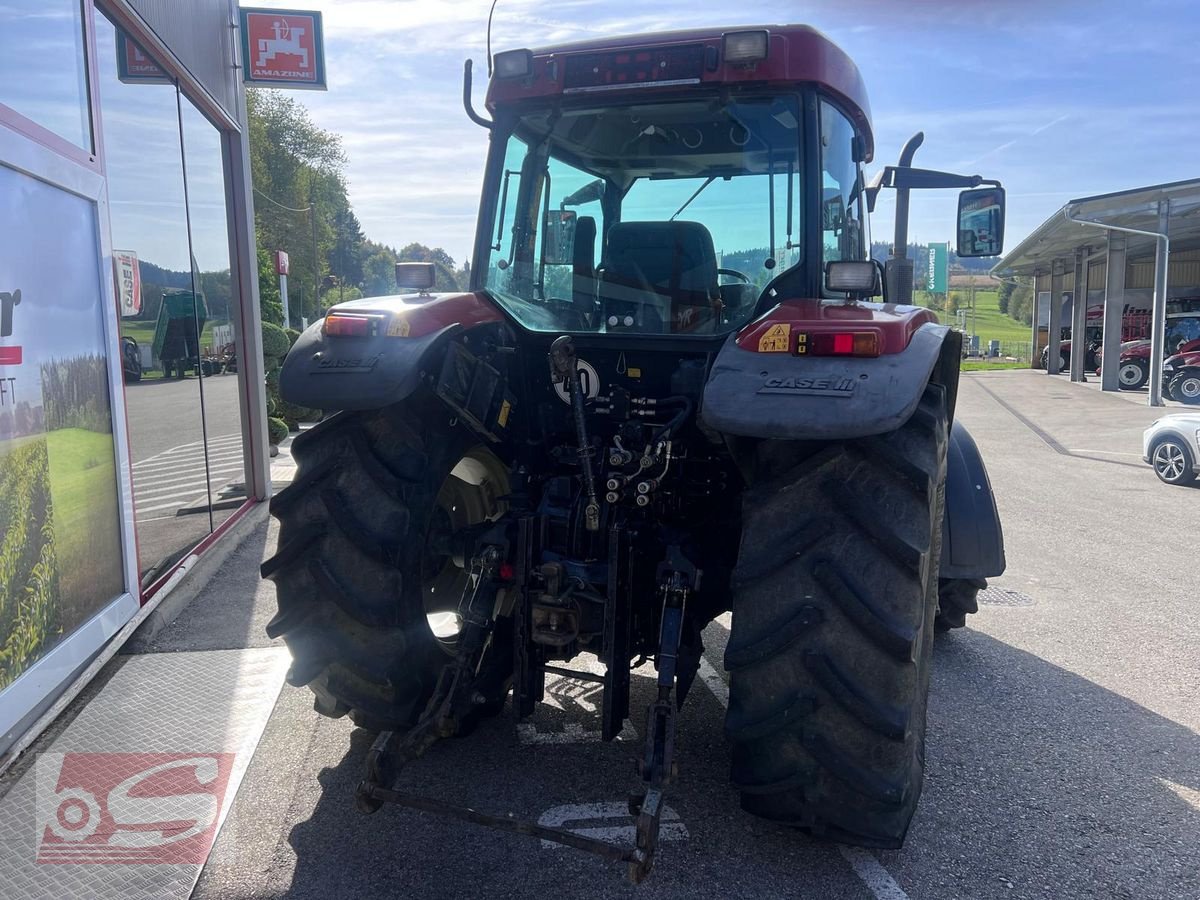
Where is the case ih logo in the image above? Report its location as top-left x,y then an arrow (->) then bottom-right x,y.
757,374 -> 856,397
241,9 -> 326,88
36,752 -> 235,864
0,289 -> 21,366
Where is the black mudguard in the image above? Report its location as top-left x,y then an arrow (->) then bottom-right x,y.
701,322 -> 956,441
278,320 -> 453,411
700,322 -> 1002,579
940,420 -> 1005,580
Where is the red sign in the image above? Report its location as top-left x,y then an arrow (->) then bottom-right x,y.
114,251 -> 142,317
0,288 -> 19,367
240,9 -> 326,89
116,34 -> 169,84
274,250 -> 290,276
36,752 -> 236,865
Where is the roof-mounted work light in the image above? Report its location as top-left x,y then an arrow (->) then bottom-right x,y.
723,30 -> 769,64
493,48 -> 533,79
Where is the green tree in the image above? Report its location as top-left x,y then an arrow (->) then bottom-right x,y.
997,279 -> 1014,314
1009,280 -> 1034,325
398,243 -> 463,292
247,89 -> 348,325
257,246 -> 283,325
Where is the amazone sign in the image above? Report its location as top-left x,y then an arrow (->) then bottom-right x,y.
239,7 -> 327,90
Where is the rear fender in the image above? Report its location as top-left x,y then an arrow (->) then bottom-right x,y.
278,291 -> 503,412
941,420 -> 1006,580
702,319 -> 959,441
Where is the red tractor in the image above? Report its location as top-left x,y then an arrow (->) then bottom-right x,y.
262,25 -> 1006,880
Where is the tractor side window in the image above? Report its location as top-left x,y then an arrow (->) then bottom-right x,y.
485,134 -> 534,297
536,155 -> 605,306
819,100 -> 865,276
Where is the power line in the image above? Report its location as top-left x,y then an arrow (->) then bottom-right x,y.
253,186 -> 312,214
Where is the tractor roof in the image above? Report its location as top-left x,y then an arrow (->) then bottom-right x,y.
485,24 -> 873,162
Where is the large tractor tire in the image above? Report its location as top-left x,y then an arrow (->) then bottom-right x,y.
934,577 -> 986,632
261,395 -> 513,733
724,384 -> 948,848
1169,372 -> 1200,405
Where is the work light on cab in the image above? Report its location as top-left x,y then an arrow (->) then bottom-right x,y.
493,48 -> 532,79
722,29 -> 769,64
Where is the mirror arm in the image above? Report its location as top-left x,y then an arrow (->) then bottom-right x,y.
463,59 -> 493,130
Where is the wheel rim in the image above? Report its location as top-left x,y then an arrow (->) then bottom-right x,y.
1180,377 -> 1200,402
422,448 -> 509,649
1153,442 -> 1187,481
1119,363 -> 1143,385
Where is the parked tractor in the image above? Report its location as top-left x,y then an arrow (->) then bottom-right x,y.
262,25 -> 1006,881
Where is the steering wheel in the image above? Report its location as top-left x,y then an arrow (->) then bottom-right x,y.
717,267 -> 751,283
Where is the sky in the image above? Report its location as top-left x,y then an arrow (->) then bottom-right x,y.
231,1 -> 1198,265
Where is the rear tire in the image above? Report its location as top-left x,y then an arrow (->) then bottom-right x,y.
724,384 -> 948,848
934,577 -> 985,632
261,395 -> 513,732
1169,372 -> 1200,405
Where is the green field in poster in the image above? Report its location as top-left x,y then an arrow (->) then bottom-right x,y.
0,437 -> 59,690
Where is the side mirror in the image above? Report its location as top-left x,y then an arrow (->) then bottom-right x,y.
822,192 -> 846,231
957,186 -> 1006,258
396,261 -> 436,293
561,178 -> 605,208
543,210 -> 577,266
825,260 -> 881,298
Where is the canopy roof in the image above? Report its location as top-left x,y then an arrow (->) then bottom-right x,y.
992,179 -> 1200,276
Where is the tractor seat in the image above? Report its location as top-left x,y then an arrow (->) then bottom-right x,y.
599,221 -> 720,333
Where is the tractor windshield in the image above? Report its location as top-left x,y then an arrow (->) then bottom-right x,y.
480,95 -> 803,336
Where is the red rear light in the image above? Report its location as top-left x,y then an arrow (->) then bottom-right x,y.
324,314 -> 376,337
798,331 -> 880,357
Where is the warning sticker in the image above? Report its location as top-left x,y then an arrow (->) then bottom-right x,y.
758,323 -> 791,352
387,317 -> 411,337
498,399 -> 512,428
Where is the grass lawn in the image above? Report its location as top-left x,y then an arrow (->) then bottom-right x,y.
45,428 -> 125,624
954,291 -> 1032,344
961,360 -> 1031,372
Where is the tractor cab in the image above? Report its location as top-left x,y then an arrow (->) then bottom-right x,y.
472,28 -> 867,340
469,26 -> 1004,343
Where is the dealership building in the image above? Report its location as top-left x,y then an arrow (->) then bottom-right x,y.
0,1 -> 316,758
993,179 -> 1200,403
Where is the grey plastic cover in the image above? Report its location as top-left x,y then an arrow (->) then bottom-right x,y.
701,321 -> 951,441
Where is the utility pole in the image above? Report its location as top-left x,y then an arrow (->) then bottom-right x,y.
309,180 -> 319,319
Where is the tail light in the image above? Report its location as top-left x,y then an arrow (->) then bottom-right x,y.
798,331 -> 880,357
324,313 -> 381,337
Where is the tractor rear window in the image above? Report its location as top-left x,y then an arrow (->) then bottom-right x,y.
482,95 -> 803,337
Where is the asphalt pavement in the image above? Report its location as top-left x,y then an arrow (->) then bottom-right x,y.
145,369 -> 1199,900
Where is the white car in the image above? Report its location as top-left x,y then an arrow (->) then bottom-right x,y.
1143,413 -> 1200,485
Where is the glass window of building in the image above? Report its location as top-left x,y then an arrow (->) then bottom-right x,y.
0,0 -> 93,151
94,10 -> 212,584
180,97 -> 250,531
